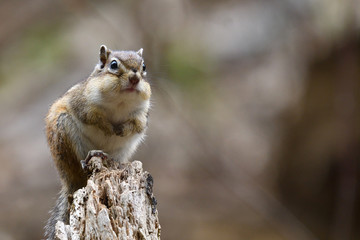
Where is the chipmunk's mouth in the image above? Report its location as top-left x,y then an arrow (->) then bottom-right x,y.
122,87 -> 140,93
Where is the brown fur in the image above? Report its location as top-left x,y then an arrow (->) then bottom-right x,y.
46,105 -> 87,191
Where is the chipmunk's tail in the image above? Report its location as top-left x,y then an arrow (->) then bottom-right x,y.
44,188 -> 69,240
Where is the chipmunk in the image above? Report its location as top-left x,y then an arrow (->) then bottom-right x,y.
44,45 -> 151,240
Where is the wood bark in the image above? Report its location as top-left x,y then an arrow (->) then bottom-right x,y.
54,156 -> 161,240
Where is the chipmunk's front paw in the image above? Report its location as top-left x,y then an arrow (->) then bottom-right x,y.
113,123 -> 126,136
81,150 -> 109,170
133,118 -> 147,133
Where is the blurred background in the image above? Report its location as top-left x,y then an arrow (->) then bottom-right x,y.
0,0 -> 359,239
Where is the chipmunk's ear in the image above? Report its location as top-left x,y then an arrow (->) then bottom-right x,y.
100,45 -> 111,68
137,48 -> 143,57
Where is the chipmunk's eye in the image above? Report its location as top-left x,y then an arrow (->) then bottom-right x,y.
142,63 -> 146,72
110,60 -> 118,70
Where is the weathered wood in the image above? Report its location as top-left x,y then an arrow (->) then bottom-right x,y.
55,156 -> 161,240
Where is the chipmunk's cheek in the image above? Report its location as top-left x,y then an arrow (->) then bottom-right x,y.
139,82 -> 151,100
105,77 -> 120,92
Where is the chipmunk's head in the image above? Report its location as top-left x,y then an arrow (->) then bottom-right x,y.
90,45 -> 151,101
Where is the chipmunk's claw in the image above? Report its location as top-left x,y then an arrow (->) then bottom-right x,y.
81,150 -> 109,170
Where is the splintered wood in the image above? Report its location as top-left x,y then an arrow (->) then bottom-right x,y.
55,157 -> 161,240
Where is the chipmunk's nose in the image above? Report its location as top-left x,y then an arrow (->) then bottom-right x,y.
129,75 -> 140,85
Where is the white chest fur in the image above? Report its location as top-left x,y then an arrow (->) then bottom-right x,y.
80,123 -> 145,162
76,85 -> 150,162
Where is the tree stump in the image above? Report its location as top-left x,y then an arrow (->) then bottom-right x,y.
54,156 -> 161,240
